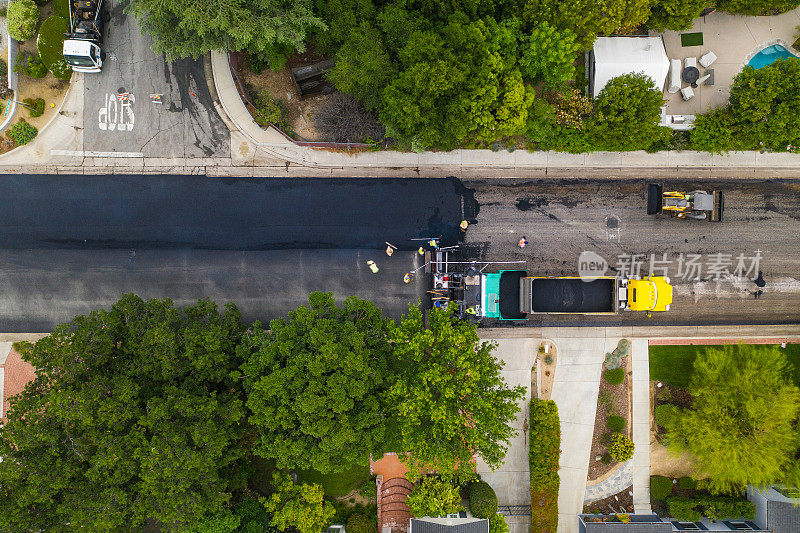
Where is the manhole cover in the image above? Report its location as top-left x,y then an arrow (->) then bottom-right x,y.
606,215 -> 620,229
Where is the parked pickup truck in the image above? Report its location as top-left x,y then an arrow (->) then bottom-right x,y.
477,270 -> 672,319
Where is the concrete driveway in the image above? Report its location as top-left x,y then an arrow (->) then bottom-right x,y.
474,338 -> 537,533
81,0 -> 229,157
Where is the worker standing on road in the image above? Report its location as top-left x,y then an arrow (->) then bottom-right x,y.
385,242 -> 397,256
518,236 -> 528,249
367,260 -> 379,273
403,272 -> 413,283
460,220 -> 469,232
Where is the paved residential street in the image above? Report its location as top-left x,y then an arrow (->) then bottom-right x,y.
464,178 -> 800,326
81,0 -> 229,157
0,176 -> 469,331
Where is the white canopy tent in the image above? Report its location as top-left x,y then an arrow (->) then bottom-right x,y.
590,37 -> 670,98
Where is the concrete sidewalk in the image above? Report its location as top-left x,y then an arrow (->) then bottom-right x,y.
3,50 -> 800,176
631,339 -> 652,514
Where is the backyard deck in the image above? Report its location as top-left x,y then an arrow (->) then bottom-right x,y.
655,7 -> 800,115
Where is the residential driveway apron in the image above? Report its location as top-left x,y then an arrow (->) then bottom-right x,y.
81,0 -> 229,157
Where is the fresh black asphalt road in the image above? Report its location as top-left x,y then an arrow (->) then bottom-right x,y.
0,176 -> 473,331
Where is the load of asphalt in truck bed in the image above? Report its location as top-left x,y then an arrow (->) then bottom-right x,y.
530,278 -> 615,313
499,270 -> 526,319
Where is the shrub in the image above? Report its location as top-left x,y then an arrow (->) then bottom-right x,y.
650,475 -> 673,501
7,0 -> 39,41
0,59 -> 6,77
607,415 -> 626,433
252,91 -> 286,129
14,52 -> 47,78
667,496 -> 755,522
469,481 -> 497,518
406,477 -> 462,518
49,59 -> 72,80
604,368 -> 625,386
23,97 -> 44,118
53,0 -> 69,18
347,513 -> 377,533
608,434 -> 634,462
8,119 -> 37,145
313,93 -> 386,144
530,399 -> 560,533
654,404 -> 677,429
488,513 -> 508,533
677,477 -> 697,490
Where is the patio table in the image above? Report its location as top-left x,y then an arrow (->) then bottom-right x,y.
682,66 -> 700,86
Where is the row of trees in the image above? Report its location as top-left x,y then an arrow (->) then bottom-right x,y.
0,293 -> 524,530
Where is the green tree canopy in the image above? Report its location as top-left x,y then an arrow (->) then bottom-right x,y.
125,0 -> 326,59
716,0 -> 800,16
589,72 -> 669,151
521,0 -> 651,49
7,0 -> 39,41
0,295 -> 248,531
666,345 -> 800,494
380,17 -> 532,150
388,305 -> 525,479
405,476 -> 463,518
264,473 -> 335,533
241,292 -> 394,474
647,0 -> 708,32
519,22 -> 579,88
328,23 -> 396,110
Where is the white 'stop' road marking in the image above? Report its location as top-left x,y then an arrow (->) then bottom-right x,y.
50,150 -> 145,158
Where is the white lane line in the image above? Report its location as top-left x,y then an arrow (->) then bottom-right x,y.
50,150 -> 145,158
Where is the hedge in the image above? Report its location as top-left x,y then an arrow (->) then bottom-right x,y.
677,477 -> 697,490
530,399 -> 560,533
488,513 -> 508,533
468,481 -> 497,518
650,475 -> 673,501
37,15 -> 69,68
347,513 -> 377,533
667,496 -> 756,522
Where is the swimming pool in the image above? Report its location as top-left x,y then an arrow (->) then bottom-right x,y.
747,44 -> 798,69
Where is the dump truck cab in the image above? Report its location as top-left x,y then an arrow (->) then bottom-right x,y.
623,276 -> 673,313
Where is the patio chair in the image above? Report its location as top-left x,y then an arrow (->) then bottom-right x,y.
685,57 -> 697,69
681,86 -> 695,101
696,74 -> 711,86
699,51 -> 717,68
668,59 -> 681,93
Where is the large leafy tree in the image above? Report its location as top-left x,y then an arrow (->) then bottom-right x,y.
0,295 -> 249,531
521,0 -> 651,50
126,0 -> 326,59
240,292 -> 394,474
666,345 -> 800,494
264,473 -> 335,533
716,0 -> 800,15
388,305 -> 525,479
589,72 -> 669,151
380,16 -> 532,150
519,22 -> 579,88
328,23 -> 396,110
648,0 -> 707,32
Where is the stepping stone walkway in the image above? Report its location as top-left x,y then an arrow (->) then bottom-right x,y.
583,460 -> 633,504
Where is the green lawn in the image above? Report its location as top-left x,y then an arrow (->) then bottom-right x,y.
297,462 -> 371,498
650,344 -> 800,388
37,15 -> 68,69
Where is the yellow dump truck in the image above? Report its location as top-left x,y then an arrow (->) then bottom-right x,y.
475,271 -> 672,319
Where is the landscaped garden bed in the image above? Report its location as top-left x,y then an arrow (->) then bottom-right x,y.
588,339 -> 633,482
583,487 -> 633,515
530,399 -> 560,533
535,340 -> 557,400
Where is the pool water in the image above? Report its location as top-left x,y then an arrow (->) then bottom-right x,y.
748,44 -> 798,69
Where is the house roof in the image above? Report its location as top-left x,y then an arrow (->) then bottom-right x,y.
579,514 -> 671,533
409,517 -> 488,533
767,499 -> 800,533
591,37 -> 670,98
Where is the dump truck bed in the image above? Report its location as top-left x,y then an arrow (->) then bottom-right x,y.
522,277 -> 617,314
